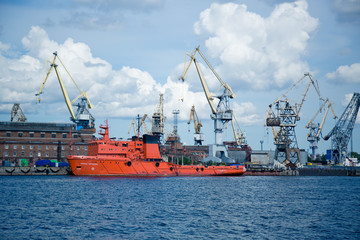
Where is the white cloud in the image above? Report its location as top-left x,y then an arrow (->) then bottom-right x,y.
193,0 -> 318,90
326,62 -> 360,83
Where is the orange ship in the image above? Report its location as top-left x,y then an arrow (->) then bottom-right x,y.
67,121 -> 246,177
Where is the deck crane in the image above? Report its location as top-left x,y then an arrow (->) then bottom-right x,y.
188,105 -> 204,145
305,98 -> 337,160
324,92 -> 360,164
10,103 -> 27,122
180,46 -> 236,163
35,52 -> 94,130
266,73 -> 323,166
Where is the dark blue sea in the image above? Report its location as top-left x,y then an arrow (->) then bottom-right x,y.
1,176 -> 359,240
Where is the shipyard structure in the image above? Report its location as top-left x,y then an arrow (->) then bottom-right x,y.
0,121 -> 94,167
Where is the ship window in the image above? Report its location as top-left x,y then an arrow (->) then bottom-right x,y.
122,143 -> 127,147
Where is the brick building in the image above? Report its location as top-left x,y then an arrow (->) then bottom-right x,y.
0,121 -> 95,166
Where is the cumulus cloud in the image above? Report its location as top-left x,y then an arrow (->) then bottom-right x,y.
326,63 -> 360,83
0,26 -> 165,120
193,0 -> 318,90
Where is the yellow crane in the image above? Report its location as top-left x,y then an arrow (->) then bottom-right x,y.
35,52 -> 94,129
305,98 -> 337,160
230,115 -> 247,146
180,46 -> 237,163
187,105 -> 204,145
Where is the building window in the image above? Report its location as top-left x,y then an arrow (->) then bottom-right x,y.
61,146 -> 65,150
63,133 -> 67,138
5,145 -> 8,149
46,146 -> 49,150
61,152 -> 65,157
6,132 -> 11,137
73,134 -> 78,138
38,145 -> 41,150
54,146 -> 57,150
85,146 -> 88,150
30,152 -> 33,157
4,151 -> 8,157
13,151 -> 17,156
21,145 -> 25,150
13,145 -> 17,149
46,152 -> 49,157
30,145 -> 33,150
38,152 -> 41,157
77,146 -> 80,150
52,133 -> 56,138
30,132 -> 34,137
53,152 -> 57,157
21,151 -> 25,157
41,132 -> 45,138
18,132 -> 23,137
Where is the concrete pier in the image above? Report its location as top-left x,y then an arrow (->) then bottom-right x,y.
0,166 -> 72,176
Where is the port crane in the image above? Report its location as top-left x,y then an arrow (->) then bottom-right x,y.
230,115 -> 247,147
266,73 -> 323,166
35,52 -> 94,130
10,103 -> 27,122
188,105 -> 204,145
324,92 -> 360,164
152,94 -> 165,138
305,98 -> 336,160
180,46 -> 236,163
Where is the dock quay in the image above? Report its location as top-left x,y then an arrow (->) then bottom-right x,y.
0,166 -> 72,176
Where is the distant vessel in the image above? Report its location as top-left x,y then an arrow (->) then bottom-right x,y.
67,121 -> 246,177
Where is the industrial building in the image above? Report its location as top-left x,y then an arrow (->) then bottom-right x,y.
0,121 -> 94,167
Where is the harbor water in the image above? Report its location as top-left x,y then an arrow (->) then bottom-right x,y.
1,176 -> 359,239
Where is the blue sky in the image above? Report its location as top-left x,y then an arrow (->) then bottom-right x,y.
0,0 -> 359,154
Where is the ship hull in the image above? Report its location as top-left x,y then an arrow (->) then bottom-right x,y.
68,156 -> 246,177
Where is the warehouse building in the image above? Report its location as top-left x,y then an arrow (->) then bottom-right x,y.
0,121 -> 95,166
